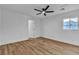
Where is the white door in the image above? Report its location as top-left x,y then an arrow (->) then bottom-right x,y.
28,20 -> 35,38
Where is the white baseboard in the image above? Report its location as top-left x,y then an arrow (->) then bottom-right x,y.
0,36 -> 40,46
1,36 -> 79,46
0,37 -> 29,46
42,35 -> 79,46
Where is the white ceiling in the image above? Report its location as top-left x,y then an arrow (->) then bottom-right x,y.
0,4 -> 79,19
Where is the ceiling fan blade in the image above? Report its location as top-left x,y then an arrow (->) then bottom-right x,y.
44,5 -> 50,10
34,9 -> 42,12
36,13 -> 42,15
46,11 -> 54,13
44,13 -> 46,16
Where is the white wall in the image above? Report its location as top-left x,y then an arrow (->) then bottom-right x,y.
0,8 -> 29,45
32,18 -> 42,37
1,7 -> 79,46
0,8 -> 42,45
42,9 -> 79,46
0,8 -> 3,43
28,18 -> 42,38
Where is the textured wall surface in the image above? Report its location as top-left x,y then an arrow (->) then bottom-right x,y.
42,9 -> 79,45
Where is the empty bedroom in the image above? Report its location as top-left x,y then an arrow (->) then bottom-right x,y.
0,4 -> 79,55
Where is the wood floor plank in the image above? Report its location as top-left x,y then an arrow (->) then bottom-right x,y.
0,37 -> 79,55
26,40 -> 52,54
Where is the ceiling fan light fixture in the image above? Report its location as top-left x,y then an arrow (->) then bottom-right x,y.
34,5 -> 54,16
42,11 -> 45,14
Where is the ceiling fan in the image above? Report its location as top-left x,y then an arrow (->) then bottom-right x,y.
34,5 -> 54,16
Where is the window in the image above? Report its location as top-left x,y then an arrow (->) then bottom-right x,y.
63,17 -> 78,30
